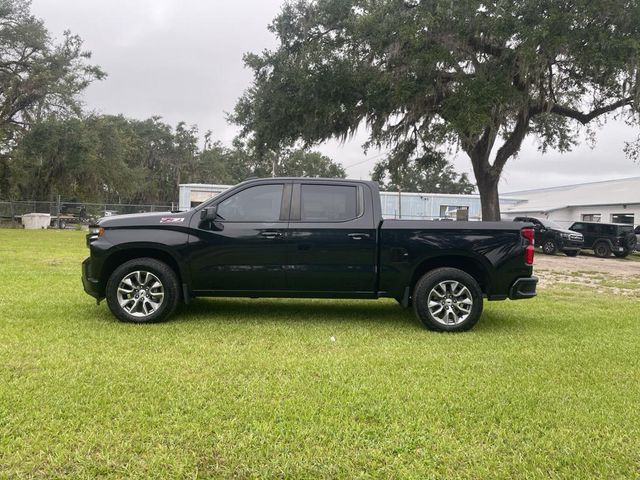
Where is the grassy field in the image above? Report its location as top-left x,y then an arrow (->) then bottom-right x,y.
1,230 -> 640,478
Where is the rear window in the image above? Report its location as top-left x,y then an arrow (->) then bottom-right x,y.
618,225 -> 633,235
300,184 -> 359,222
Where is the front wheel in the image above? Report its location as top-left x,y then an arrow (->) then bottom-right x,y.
542,240 -> 558,255
106,258 -> 180,323
413,268 -> 483,332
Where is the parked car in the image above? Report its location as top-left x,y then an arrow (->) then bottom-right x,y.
512,216 -> 583,256
569,221 -> 637,258
82,178 -> 538,332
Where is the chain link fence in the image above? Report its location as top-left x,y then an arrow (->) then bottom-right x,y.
0,200 -> 175,228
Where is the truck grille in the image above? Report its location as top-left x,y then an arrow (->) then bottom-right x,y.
569,234 -> 582,241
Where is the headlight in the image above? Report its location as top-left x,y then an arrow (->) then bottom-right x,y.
87,227 -> 104,246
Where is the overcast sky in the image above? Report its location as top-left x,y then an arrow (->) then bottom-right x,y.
32,0 -> 640,192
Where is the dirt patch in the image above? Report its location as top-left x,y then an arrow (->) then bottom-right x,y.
534,252 -> 640,295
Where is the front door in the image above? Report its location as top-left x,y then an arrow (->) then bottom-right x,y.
285,182 -> 377,294
188,182 -> 291,293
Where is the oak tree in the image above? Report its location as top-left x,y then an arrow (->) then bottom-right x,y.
233,0 -> 640,219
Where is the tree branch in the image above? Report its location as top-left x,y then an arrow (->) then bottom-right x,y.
492,107 -> 531,174
547,97 -> 633,124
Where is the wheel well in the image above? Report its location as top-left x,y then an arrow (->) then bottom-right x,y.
100,248 -> 183,292
409,256 -> 489,294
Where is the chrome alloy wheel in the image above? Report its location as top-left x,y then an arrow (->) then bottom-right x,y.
427,280 -> 473,325
117,271 -> 165,318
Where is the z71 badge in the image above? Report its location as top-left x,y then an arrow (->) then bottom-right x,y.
160,217 -> 184,224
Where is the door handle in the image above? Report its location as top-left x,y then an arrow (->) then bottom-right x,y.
260,231 -> 283,239
348,233 -> 370,240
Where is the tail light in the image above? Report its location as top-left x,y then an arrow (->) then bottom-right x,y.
521,227 -> 535,266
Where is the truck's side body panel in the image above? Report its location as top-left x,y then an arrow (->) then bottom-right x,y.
379,221 -> 533,300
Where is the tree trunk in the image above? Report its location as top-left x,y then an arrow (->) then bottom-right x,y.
476,174 -> 501,221
469,152 -> 501,221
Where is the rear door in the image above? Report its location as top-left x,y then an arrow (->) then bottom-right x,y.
286,181 -> 377,294
188,181 -> 291,292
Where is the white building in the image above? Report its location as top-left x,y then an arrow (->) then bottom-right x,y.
178,183 -> 231,210
501,176 -> 640,227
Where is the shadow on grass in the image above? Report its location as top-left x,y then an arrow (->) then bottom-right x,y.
83,296 -> 538,334
173,297 -> 536,334
174,297 -> 423,329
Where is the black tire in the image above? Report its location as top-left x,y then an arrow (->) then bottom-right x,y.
593,242 -> 611,258
106,258 -> 180,323
614,250 -> 630,258
413,267 -> 483,332
564,250 -> 579,257
542,239 -> 558,255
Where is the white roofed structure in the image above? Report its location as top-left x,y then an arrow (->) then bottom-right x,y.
501,176 -> 640,227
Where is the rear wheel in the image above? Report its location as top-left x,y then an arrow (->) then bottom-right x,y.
106,258 -> 179,323
413,268 -> 483,332
542,240 -> 558,255
593,242 -> 611,258
614,250 -> 630,258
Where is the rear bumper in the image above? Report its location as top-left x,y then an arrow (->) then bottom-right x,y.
509,276 -> 538,300
82,257 -> 102,300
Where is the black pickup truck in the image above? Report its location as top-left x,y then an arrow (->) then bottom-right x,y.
82,178 -> 537,331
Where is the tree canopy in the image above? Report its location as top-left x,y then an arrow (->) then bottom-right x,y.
233,0 -> 640,219
0,0 -> 105,197
372,149 -> 475,194
8,114 -> 346,204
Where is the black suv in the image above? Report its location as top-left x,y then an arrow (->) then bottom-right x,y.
513,217 -> 584,256
569,221 -> 637,258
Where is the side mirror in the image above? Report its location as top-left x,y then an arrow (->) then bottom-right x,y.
200,205 -> 218,221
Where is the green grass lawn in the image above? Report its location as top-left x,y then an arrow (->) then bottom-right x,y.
1,230 -> 640,478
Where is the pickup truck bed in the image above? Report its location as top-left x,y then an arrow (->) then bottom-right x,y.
82,177 -> 537,331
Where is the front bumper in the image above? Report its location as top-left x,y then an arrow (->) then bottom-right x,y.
558,239 -> 583,251
509,276 -> 538,300
82,257 -> 102,300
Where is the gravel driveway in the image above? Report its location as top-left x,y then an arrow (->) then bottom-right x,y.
533,252 -> 640,295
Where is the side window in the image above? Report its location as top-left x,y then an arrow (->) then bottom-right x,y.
300,184 -> 359,222
217,184 -> 284,222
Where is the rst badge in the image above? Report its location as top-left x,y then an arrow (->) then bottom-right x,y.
160,218 -> 184,224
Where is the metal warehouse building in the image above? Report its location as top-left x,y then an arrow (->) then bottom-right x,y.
501,176 -> 640,227
178,182 -> 521,221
